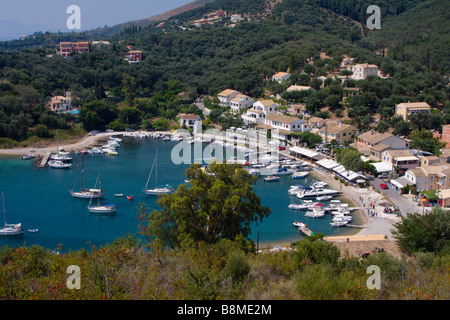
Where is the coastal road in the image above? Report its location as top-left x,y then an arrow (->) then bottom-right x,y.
370,177 -> 421,215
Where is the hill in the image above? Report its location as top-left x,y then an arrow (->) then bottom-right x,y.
87,0 -> 216,37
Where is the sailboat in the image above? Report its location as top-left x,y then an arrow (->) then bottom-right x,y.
50,130 -> 72,162
70,155 -> 103,199
144,149 -> 175,195
0,192 -> 24,236
88,175 -> 116,214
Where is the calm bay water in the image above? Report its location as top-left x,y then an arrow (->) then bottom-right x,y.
0,138 -> 359,252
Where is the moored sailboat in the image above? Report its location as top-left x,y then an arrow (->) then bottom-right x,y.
88,175 -> 116,214
144,149 -> 175,196
70,155 -> 103,199
0,192 -> 24,236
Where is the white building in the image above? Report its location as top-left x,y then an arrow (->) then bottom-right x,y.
272,72 -> 291,83
241,99 -> 279,125
47,95 -> 72,113
230,94 -> 254,114
348,63 -> 379,80
286,85 -> 315,93
217,89 -> 241,107
179,114 -> 201,128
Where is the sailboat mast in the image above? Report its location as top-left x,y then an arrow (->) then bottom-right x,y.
2,192 -> 5,229
80,155 -> 84,191
155,148 -> 158,187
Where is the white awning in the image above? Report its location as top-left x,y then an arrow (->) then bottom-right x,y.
371,162 -> 393,173
316,158 -> 340,169
289,146 -> 319,158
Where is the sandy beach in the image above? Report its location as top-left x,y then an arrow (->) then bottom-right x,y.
0,131 -> 132,157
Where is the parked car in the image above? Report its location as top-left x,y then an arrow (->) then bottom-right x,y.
380,183 -> 389,189
278,146 -> 286,151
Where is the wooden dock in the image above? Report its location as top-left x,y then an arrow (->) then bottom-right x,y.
38,152 -> 51,168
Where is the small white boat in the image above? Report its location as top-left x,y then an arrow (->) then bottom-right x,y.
288,204 -> 307,210
305,208 -> 325,218
293,221 -> 305,228
48,160 -> 71,169
70,156 -> 103,199
115,194 -> 123,197
22,154 -> 35,160
330,220 -> 348,227
28,229 -> 39,233
264,176 -> 280,182
291,171 -> 309,179
316,195 -> 333,201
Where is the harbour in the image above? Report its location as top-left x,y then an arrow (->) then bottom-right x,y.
0,133 -> 363,252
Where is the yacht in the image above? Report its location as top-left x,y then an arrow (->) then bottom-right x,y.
296,185 -> 340,199
48,160 -> 71,169
273,167 -> 296,175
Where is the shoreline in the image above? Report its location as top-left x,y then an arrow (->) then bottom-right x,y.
0,130 -> 173,157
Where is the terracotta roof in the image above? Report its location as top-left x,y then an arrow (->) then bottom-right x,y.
358,131 -> 393,144
266,114 -> 302,124
256,99 -> 278,107
321,121 -> 356,133
180,114 -> 200,120
370,143 -> 391,152
273,72 -> 290,77
218,89 -> 240,97
397,102 -> 431,109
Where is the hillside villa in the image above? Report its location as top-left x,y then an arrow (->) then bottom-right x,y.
395,102 -> 431,121
242,99 -> 279,125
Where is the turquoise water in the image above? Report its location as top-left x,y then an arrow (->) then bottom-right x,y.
0,138 -> 358,252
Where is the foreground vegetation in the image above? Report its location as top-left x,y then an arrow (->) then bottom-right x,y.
0,166 -> 449,300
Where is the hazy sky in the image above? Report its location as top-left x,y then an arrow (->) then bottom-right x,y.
0,0 -> 193,31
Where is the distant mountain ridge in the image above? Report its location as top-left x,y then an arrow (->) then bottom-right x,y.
87,0 -> 216,36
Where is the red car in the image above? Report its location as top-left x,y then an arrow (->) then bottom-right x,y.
278,146 -> 286,151
380,183 -> 389,189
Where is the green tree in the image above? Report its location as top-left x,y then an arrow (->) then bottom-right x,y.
336,148 -> 364,172
122,74 -> 138,107
393,206 -> 450,254
138,164 -> 271,249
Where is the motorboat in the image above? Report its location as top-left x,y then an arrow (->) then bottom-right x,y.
264,176 -> 280,182
293,221 -> 305,228
316,195 -> 333,201
145,185 -> 175,195
305,208 -> 325,218
288,203 -> 308,210
22,154 -> 35,160
48,160 -> 71,169
296,186 -> 340,199
0,192 -> 24,236
290,171 -> 309,179
273,167 -> 295,176
330,220 -> 348,227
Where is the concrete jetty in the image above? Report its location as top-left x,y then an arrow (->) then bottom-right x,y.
38,152 -> 51,168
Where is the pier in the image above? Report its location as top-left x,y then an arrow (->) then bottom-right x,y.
38,152 -> 51,168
